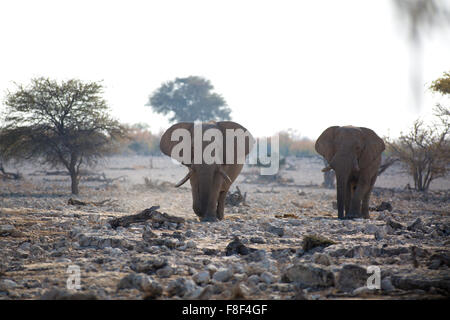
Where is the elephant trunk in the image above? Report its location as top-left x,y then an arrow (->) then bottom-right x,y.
336,175 -> 347,219
193,173 -> 221,222
331,153 -> 356,220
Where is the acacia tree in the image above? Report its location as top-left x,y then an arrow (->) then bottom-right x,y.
147,76 -> 231,122
0,78 -> 126,194
385,72 -> 450,191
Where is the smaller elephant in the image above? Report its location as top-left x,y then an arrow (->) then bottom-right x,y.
160,121 -> 254,222
315,126 -> 385,219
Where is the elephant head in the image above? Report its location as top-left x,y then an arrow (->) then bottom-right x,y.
315,126 -> 385,219
160,121 -> 254,222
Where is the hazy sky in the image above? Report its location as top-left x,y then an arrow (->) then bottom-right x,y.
0,0 -> 449,139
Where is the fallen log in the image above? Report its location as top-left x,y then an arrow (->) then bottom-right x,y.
109,206 -> 185,229
68,198 -> 117,206
225,186 -> 248,207
0,164 -> 21,180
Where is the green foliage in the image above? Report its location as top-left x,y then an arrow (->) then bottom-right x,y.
430,71 -> 450,95
0,77 -> 127,194
119,123 -> 161,155
147,76 -> 231,123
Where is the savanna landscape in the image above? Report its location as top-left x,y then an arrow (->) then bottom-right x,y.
0,154 -> 449,300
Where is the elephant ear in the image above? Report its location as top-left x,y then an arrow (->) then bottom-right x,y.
315,126 -> 339,163
160,122 -> 194,164
359,127 -> 385,168
217,121 -> 255,164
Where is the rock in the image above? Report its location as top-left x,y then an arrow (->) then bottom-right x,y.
386,218 -> 404,230
0,224 -> 23,237
381,278 -> 395,292
260,272 -> 275,284
185,240 -> 196,249
250,237 -> 266,244
245,249 -> 267,262
142,225 -> 157,241
267,226 -> 284,237
167,278 -> 198,298
428,253 -> 450,268
40,289 -> 97,300
352,286 -> 372,296
193,271 -> 210,285
0,224 -> 16,235
374,228 -> 386,240
247,274 -> 260,285
212,268 -> 233,282
391,275 -> 450,293
130,257 -> 167,274
336,264 -> 368,292
232,262 -> 247,274
407,218 -> 425,232
428,259 -> 441,269
364,224 -> 378,234
282,263 -> 334,288
203,248 -> 219,256
302,235 -> 336,252
312,253 -> 331,266
196,285 -> 214,300
117,273 -> 152,291
225,236 -> 254,256
156,266 -> 174,278
0,279 -> 17,290
206,264 -> 218,276
142,280 -> 163,299
30,245 -> 45,256
230,283 -> 250,299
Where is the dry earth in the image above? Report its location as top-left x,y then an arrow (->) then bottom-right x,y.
0,156 -> 449,300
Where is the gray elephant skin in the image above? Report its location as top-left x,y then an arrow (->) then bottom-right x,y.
315,126 -> 385,219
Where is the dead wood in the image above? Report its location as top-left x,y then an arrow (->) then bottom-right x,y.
108,206 -> 185,229
225,186 -> 248,207
378,157 -> 399,176
0,163 -> 21,180
67,198 -> 117,206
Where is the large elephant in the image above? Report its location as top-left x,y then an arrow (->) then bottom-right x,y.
315,126 -> 385,219
160,121 -> 254,222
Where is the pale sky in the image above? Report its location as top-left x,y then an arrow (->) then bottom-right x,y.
0,0 -> 449,139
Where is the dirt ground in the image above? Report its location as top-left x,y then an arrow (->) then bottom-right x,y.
0,156 -> 449,300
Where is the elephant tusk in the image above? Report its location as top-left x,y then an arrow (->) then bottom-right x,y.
174,170 -> 192,187
321,166 -> 332,172
353,158 -> 360,172
219,167 -> 233,184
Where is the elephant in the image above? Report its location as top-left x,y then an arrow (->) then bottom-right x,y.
315,126 -> 385,219
160,121 -> 254,222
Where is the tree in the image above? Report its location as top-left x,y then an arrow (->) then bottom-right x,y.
385,72 -> 450,191
147,76 -> 231,123
0,78 -> 127,194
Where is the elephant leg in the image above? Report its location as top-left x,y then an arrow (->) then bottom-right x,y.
344,180 -> 352,216
216,191 -> 227,220
348,178 -> 370,218
361,176 -> 376,218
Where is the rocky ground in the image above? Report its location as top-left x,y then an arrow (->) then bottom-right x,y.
0,156 -> 449,300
